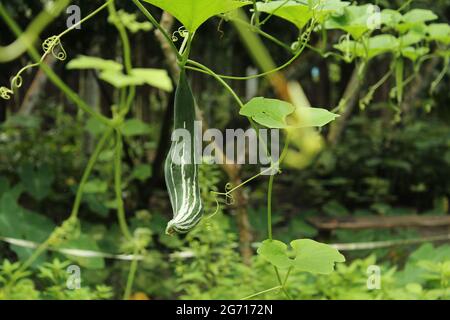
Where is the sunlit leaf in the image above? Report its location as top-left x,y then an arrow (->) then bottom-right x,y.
130,68 -> 173,92
142,0 -> 250,32
240,97 -> 294,128
99,68 -> 172,91
396,9 -> 438,33
240,97 -> 338,129
67,55 -> 123,71
291,239 -> 346,274
289,107 -> 340,128
402,9 -> 438,24
257,239 -> 345,274
427,23 -> 450,44
325,5 -> 374,39
257,240 -> 293,268
381,9 -> 402,28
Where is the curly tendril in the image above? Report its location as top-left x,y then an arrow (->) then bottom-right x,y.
0,35 -> 68,100
0,87 -> 13,100
171,26 -> 189,42
42,36 -> 67,61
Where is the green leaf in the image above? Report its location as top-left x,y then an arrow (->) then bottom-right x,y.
257,239 -> 345,274
131,164 -> 153,182
290,239 -> 346,274
113,10 -> 153,33
399,30 -> 425,47
130,68 -> 173,92
0,191 -> 23,237
120,119 -> 152,137
0,189 -> 55,262
290,107 -> 340,128
396,9 -> 438,33
142,0 -> 250,32
67,55 -> 123,72
334,34 -> 398,59
99,70 -> 143,88
257,239 -> 293,268
240,97 -> 295,128
3,114 -> 41,129
402,9 -> 438,24
381,9 -> 402,28
99,68 -> 172,91
83,179 -> 108,194
325,5 -> 374,39
61,235 -> 105,269
18,164 -> 54,201
257,0 -> 349,29
240,97 -> 338,128
427,23 -> 450,45
401,47 -> 429,62
85,117 -> 108,136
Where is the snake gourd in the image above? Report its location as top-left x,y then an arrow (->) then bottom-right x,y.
164,70 -> 203,235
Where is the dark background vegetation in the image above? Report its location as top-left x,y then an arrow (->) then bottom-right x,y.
0,0 -> 449,299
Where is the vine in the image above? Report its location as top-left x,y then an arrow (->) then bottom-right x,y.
0,0 -> 448,300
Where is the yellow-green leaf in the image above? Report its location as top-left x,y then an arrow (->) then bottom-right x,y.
142,0 -> 250,32
257,239 -> 346,274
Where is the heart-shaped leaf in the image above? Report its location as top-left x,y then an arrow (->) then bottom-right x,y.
142,0 -> 250,32
240,97 -> 339,129
290,239 -> 346,274
240,97 -> 295,128
325,5 -> 375,39
257,239 -> 345,274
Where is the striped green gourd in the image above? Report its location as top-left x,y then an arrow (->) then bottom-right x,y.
164,70 -> 203,235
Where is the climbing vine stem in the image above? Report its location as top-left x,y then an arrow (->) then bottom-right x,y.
70,128 -> 114,219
